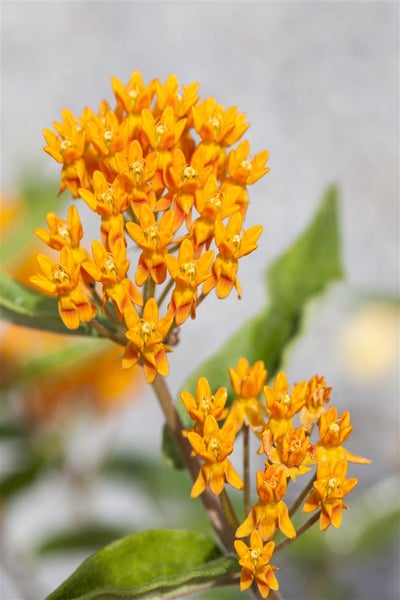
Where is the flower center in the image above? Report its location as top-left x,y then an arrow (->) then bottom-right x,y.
102,254 -> 117,275
140,320 -> 157,344
57,224 -> 71,244
144,225 -> 159,246
180,261 -> 196,282
181,165 -> 198,183
53,265 -> 70,284
129,160 -> 145,184
103,129 -> 113,148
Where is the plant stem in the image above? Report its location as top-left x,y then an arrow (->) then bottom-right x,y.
219,489 -> 240,532
152,374 -> 236,552
243,424 -> 251,515
275,510 -> 321,553
288,473 -> 316,517
89,318 -> 126,346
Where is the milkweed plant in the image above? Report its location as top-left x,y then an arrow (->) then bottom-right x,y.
3,71 -> 371,600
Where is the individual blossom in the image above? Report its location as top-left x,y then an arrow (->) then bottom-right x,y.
86,109 -> 128,158
83,238 -> 142,316
236,465 -> 296,541
300,374 -> 332,433
161,147 -> 213,228
263,371 -> 308,442
316,407 -> 371,465
111,70 -> 155,136
203,212 -> 263,299
225,358 -> 267,433
43,108 -> 89,195
34,205 -> 88,265
155,73 -> 199,119
180,376 -> 228,435
122,298 -> 173,383
78,170 -> 128,249
187,414 -> 243,497
112,139 -> 159,217
166,238 -> 214,325
126,204 -> 179,286
234,530 -> 279,599
191,174 -> 239,255
140,105 -> 187,192
30,246 -> 97,330
191,97 -> 249,171
262,425 -> 315,481
302,458 -> 358,531
223,139 -> 270,218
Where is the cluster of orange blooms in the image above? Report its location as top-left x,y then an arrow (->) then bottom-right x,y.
181,360 -> 371,598
30,71 -> 269,383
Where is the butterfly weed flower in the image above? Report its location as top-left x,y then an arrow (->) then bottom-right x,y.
234,530 -> 279,599
225,357 -> 267,434
236,465 -> 296,541
187,414 -> 243,497
180,376 -> 228,435
302,457 -> 358,531
300,374 -> 332,433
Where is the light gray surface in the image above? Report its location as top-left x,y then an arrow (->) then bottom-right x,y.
1,1 -> 399,599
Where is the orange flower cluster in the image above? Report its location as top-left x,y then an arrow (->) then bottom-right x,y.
30,72 -> 269,382
181,360 -> 371,598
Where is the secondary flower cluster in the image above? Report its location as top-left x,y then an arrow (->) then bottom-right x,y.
30,72 -> 268,382
181,359 -> 371,598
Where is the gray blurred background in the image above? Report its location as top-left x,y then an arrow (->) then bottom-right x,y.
1,1 -> 399,599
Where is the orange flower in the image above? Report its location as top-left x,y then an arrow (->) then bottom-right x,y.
126,204 -> 178,286
203,212 -> 263,299
34,205 -> 88,264
86,109 -> 128,157
161,147 -> 213,227
187,414 -> 243,497
316,407 -> 372,465
225,358 -> 267,433
166,238 -> 214,325
123,298 -> 173,383
263,426 -> 315,481
300,374 -> 332,432
155,74 -> 199,118
180,376 -> 228,434
303,458 -> 358,531
224,140 -> 270,218
30,247 -> 97,329
112,140 -> 159,217
234,530 -> 279,598
236,466 -> 296,541
83,238 -> 142,315
263,371 -> 307,441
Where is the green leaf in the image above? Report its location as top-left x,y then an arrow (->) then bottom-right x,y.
181,186 -> 343,398
1,176 -> 59,265
0,273 -> 110,338
45,529 -> 238,600
38,525 -> 132,555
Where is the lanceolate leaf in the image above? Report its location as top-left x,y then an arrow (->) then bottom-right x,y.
45,530 -> 238,600
0,274 -> 110,338
180,186 -> 343,399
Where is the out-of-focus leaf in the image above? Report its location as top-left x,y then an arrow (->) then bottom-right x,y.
45,529 -> 238,600
0,273 -> 116,338
0,421 -> 25,438
1,177 -> 59,265
104,454 -> 189,497
181,186 -> 343,398
0,455 -> 49,500
38,525 -> 132,555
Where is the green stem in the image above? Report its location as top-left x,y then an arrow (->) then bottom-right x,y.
157,278 -> 174,308
288,473 -> 316,517
219,489 -> 240,532
275,510 -> 321,553
89,318 -> 126,346
243,424 -> 251,515
152,375 -> 236,552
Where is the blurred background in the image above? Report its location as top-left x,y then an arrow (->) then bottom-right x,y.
1,1 -> 399,599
